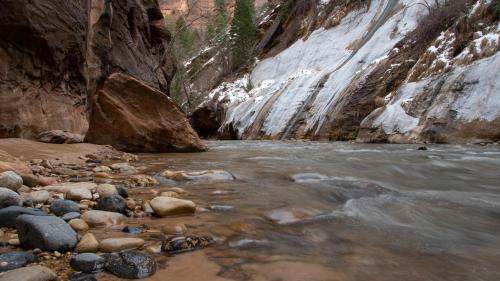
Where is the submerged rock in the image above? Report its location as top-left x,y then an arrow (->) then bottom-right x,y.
85,73 -> 207,153
0,265 -> 56,281
161,236 -> 212,254
0,251 -> 38,272
81,210 -> 127,227
104,250 -> 156,279
0,171 -> 23,191
160,169 -> 235,182
70,253 -> 105,273
160,224 -> 187,236
0,187 -> 22,208
16,215 -> 78,252
149,197 -> 196,217
0,206 -> 48,228
99,238 -> 145,253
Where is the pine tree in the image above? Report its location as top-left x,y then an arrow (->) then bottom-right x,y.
230,0 -> 257,69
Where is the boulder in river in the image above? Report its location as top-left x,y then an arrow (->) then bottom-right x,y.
85,73 -> 207,153
50,199 -> 80,216
81,210 -> 127,227
16,215 -> 78,252
0,187 -> 22,208
96,195 -> 127,214
0,171 -> 23,191
0,265 -> 56,281
0,206 -> 48,228
149,197 -> 196,217
160,169 -> 235,182
99,238 -> 145,253
0,251 -> 38,272
37,130 -> 84,144
70,253 -> 105,273
104,250 -> 156,279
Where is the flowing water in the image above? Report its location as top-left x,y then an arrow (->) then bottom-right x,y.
103,141 -> 500,281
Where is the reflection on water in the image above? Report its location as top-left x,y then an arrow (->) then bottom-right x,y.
103,141 -> 500,281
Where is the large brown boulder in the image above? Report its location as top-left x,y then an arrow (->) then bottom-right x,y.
0,0 -> 175,139
85,73 -> 207,152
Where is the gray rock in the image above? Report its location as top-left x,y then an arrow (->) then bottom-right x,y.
0,187 -> 22,208
0,171 -> 23,191
116,185 -> 129,198
67,272 -> 97,281
96,195 -> 127,214
0,265 -> 56,281
62,212 -> 81,221
50,199 -> 80,216
0,251 -> 38,272
0,206 -> 48,228
70,253 -> 105,273
16,215 -> 78,252
104,250 -> 156,279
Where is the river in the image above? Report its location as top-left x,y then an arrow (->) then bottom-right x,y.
102,141 -> 500,281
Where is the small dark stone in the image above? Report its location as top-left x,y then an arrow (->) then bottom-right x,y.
96,195 -> 127,214
50,199 -> 80,216
22,198 -> 34,208
70,253 -> 105,273
85,159 -> 102,164
68,272 -> 97,281
0,206 -> 48,228
0,251 -> 38,272
62,212 -> 81,221
417,146 -> 428,151
104,250 -> 156,279
16,215 -> 78,252
122,226 -> 142,235
116,185 -> 129,198
161,236 -> 213,254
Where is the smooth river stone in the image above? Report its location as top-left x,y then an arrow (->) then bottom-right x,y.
16,215 -> 77,252
76,233 -> 99,253
96,184 -> 117,197
65,187 -> 92,201
0,171 -> 23,191
0,187 -> 22,208
0,251 -> 38,272
0,265 -> 56,281
0,206 -> 48,228
28,190 -> 50,204
69,219 -> 89,231
81,210 -> 127,227
104,250 -> 156,279
160,169 -> 235,182
70,253 -> 105,273
99,238 -> 145,253
43,182 -> 97,194
50,199 -> 80,216
149,197 -> 196,217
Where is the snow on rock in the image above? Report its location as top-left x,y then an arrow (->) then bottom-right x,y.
214,0 -> 427,138
360,52 -> 500,142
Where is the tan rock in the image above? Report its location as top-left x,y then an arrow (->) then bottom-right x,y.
66,187 -> 92,201
99,237 -> 145,253
125,175 -> 158,187
21,174 -> 57,187
159,191 -> 179,198
81,210 -> 127,227
76,233 -> 99,253
44,182 -> 97,194
28,190 -> 50,204
85,73 -> 207,153
96,184 -> 117,197
69,219 -> 89,232
161,223 -> 187,235
92,166 -> 111,173
149,196 -> 196,217
160,169 -> 234,182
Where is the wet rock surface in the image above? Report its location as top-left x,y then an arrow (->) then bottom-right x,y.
99,238 -> 145,253
161,236 -> 213,254
0,251 -> 38,272
0,171 -> 23,191
0,265 -> 57,281
50,200 -> 80,216
0,187 -> 22,208
96,195 -> 127,214
70,253 -> 105,273
104,250 -> 157,279
0,206 -> 48,228
81,210 -> 127,227
16,215 -> 77,252
150,196 -> 196,217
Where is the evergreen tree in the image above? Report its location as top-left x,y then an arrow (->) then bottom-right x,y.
230,0 -> 257,69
